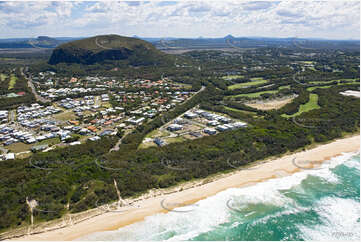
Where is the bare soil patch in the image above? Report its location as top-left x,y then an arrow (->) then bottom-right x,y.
246,96 -> 295,110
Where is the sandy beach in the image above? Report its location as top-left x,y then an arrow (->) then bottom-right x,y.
9,134 -> 360,241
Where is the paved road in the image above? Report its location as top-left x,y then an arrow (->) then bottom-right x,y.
21,67 -> 50,103
0,146 -> 8,154
9,110 -> 16,123
95,96 -> 101,106
292,72 -> 307,86
109,86 -> 206,151
109,130 -> 130,153
159,85 -> 205,131
28,79 -> 50,103
186,118 -> 207,128
109,86 -> 205,152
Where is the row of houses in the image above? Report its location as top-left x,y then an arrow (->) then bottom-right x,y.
0,153 -> 15,161
0,92 -> 26,99
167,109 -> 248,134
167,123 -> 183,131
0,110 -> 8,123
0,125 -> 57,145
17,104 -> 61,121
40,87 -> 106,99
20,119 -> 57,129
17,103 -> 42,113
101,94 -> 109,102
126,117 -> 145,125
216,122 -> 247,132
58,97 -> 97,109
117,78 -> 177,89
111,90 -> 192,114
184,110 -> 232,123
199,110 -> 231,123
89,112 -> 125,127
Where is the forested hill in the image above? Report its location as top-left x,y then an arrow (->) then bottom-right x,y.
48,35 -> 174,66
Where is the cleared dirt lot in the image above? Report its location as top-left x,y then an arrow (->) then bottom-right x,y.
245,97 -> 295,110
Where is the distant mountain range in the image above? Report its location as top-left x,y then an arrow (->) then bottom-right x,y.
152,36 -> 360,50
0,35 -> 359,50
0,36 -> 81,49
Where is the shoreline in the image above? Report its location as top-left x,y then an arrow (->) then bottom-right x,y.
8,134 -> 360,241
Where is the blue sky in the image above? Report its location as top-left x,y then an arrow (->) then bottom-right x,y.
0,1 -> 359,40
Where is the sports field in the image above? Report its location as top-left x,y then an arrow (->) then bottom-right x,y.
282,93 -> 320,118
8,74 -> 17,90
227,77 -> 268,90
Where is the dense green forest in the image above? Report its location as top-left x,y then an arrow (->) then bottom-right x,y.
0,83 -> 359,233
0,44 -> 359,235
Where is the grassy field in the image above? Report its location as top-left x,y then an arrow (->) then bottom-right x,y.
8,74 -> 17,90
310,80 -> 337,85
224,106 -> 256,114
232,84 -> 291,98
0,58 -> 18,62
164,136 -> 186,144
338,78 -> 359,82
0,73 -> 7,82
307,81 -> 360,92
222,75 -> 244,80
234,90 -> 278,98
307,67 -> 317,71
145,129 -> 170,139
282,93 -> 320,118
138,142 -> 157,149
101,102 -> 112,108
6,138 -> 61,153
175,82 -> 192,89
53,111 -> 77,121
38,137 -> 61,146
250,77 -> 266,81
228,78 -> 268,90
7,142 -> 31,153
310,78 -> 359,85
15,152 -> 32,159
279,85 -> 291,90
307,86 -> 333,92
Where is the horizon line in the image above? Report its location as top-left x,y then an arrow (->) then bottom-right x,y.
0,35 -> 360,42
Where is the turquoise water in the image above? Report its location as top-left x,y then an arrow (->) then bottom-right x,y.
82,152 -> 360,241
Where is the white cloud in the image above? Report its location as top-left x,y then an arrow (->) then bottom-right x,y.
0,1 -> 359,39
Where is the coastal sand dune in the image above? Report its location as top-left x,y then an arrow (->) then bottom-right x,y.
10,135 -> 360,241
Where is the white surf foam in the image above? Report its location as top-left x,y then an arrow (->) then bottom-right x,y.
342,152 -> 360,170
80,152 -> 359,241
298,197 -> 360,241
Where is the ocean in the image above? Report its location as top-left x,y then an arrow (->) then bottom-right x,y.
82,152 -> 360,241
